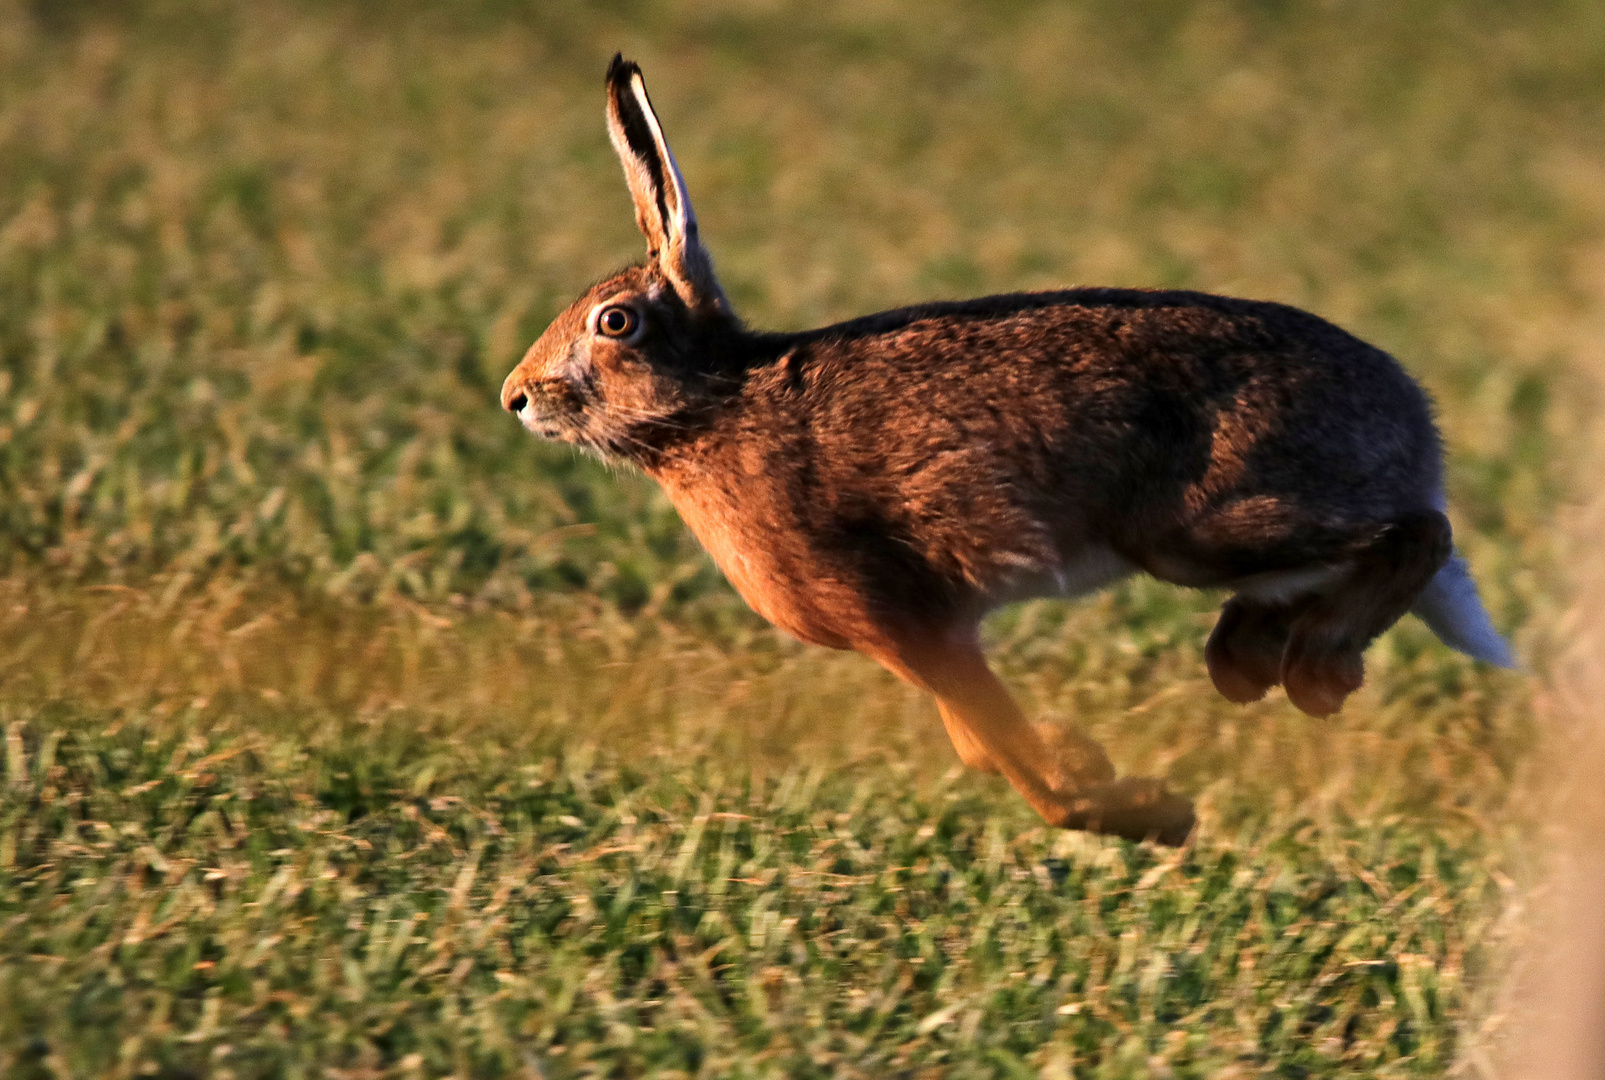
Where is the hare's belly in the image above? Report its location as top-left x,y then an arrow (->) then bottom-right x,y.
986,545 -> 1136,606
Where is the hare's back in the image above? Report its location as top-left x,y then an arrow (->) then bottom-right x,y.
797,287 -> 1442,541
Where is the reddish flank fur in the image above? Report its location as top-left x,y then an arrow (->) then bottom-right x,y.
501,56 -> 1509,845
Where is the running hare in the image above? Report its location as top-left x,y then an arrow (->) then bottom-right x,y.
502,56 -> 1514,845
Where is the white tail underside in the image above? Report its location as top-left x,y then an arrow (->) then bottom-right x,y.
1410,553 -> 1517,668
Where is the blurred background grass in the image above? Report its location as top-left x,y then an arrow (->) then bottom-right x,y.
0,0 -> 1600,1075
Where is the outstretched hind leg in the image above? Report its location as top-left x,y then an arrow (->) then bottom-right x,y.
1281,511 -> 1452,717
1206,598 -> 1302,704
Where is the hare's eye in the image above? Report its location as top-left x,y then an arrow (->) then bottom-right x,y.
597,306 -> 638,338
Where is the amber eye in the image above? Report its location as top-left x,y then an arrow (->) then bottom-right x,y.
597,305 -> 638,338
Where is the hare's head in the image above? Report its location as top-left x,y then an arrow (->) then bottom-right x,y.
502,56 -> 739,461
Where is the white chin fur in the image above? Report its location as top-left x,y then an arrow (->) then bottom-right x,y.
519,409 -> 567,439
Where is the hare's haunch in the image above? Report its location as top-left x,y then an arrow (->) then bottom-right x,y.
501,56 -> 1515,846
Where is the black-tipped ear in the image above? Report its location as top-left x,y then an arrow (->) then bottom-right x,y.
604,55 -> 728,316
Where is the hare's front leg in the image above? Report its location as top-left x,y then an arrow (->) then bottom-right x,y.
936,703 -> 1116,790
863,628 -> 1194,845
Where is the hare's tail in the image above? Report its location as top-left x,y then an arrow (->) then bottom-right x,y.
1410,553 -> 1516,667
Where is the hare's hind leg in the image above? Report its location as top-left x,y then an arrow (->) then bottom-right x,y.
1206,598 -> 1304,704
865,629 -> 1192,845
1281,511 -> 1452,717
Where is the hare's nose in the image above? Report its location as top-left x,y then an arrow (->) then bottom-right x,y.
505,389 -> 528,414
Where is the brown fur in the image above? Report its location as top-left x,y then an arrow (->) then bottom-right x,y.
500,57 -> 1471,845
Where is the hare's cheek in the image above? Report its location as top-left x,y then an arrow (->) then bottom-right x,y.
602,379 -> 649,415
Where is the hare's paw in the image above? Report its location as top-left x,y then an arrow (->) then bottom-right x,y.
1281,639 -> 1364,717
1033,721 -> 1116,790
1054,778 -> 1195,846
1205,599 -> 1294,704
1273,512 -> 1450,718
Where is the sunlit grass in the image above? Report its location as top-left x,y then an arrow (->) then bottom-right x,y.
0,571 -> 1541,1075
0,0 -> 1599,1074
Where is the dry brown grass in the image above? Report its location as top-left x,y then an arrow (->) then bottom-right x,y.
1464,299 -> 1605,1080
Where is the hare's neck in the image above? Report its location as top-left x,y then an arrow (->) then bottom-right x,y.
654,460 -> 779,620
648,442 -> 848,650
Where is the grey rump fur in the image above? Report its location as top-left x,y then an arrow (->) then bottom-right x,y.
501,55 -> 1514,845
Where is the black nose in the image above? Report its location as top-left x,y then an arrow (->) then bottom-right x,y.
506,391 -> 527,414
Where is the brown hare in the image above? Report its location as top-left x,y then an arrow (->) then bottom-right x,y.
501,56 -> 1515,845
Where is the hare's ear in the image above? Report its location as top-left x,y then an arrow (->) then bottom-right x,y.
605,55 -> 728,316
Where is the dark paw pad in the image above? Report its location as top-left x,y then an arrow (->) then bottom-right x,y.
1282,650 -> 1363,717
1206,604 -> 1289,704
1207,651 -> 1276,704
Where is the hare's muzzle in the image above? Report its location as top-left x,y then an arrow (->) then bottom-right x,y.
500,368 -> 531,415
503,376 -> 567,416
502,371 -> 587,442
501,375 -> 550,427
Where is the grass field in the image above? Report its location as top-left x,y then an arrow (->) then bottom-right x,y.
0,0 -> 1601,1075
